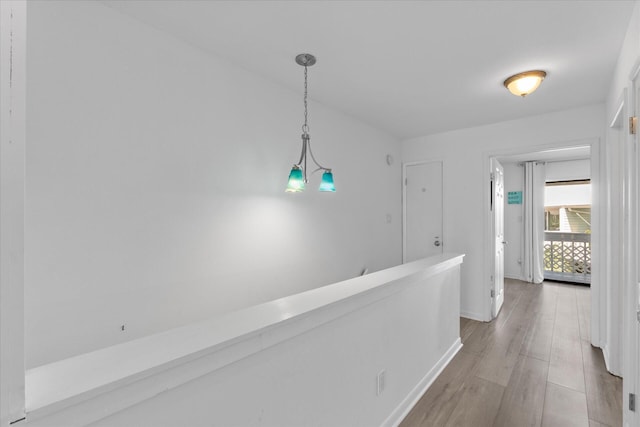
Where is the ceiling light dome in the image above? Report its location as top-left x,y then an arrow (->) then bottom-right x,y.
504,70 -> 547,97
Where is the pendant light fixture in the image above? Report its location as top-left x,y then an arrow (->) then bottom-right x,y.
503,70 -> 547,97
286,53 -> 335,193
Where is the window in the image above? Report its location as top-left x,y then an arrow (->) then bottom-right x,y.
544,180 -> 591,233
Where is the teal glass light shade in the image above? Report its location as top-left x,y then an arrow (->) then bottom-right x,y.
319,170 -> 336,192
286,166 -> 305,192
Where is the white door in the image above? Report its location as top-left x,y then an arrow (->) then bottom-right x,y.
491,158 -> 505,318
404,161 -> 443,263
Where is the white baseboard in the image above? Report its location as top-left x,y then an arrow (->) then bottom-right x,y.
602,344 -> 610,368
601,344 -> 623,377
460,310 -> 486,322
382,338 -> 463,427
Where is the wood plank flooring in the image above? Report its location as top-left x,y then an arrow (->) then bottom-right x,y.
400,279 -> 622,427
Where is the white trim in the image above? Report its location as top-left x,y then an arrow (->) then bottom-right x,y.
623,59 -> 640,427
591,133 -> 605,350
0,1 -> 26,425
609,90 -> 627,128
383,338 -> 463,427
484,155 -> 494,321
601,90 -> 626,376
628,56 -> 640,82
460,310 -> 485,322
602,344 -> 611,375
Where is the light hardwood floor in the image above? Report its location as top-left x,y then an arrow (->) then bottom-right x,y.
400,279 -> 623,427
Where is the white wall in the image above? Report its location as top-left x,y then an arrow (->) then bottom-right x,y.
502,162 -> 524,280
603,0 -> 640,420
607,2 -> 640,113
402,104 -> 604,320
25,1 -> 402,369
24,256 -> 462,427
91,268 -> 460,427
1,1 -> 26,424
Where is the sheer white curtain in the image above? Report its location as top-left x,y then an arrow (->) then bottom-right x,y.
523,161 -> 545,284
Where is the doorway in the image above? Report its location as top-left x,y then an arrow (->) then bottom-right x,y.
403,161 -> 443,263
486,143 -> 597,324
543,178 -> 592,285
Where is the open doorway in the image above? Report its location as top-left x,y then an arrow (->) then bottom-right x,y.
487,144 -> 595,320
543,176 -> 591,285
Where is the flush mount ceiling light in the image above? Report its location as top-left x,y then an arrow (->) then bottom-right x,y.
286,53 -> 335,193
503,70 -> 547,97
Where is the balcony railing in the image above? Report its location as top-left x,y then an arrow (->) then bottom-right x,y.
543,231 -> 591,284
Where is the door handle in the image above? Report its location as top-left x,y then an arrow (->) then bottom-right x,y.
434,240 -> 441,247
502,241 -> 508,245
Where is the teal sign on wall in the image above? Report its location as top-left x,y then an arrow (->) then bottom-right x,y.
507,191 -> 522,205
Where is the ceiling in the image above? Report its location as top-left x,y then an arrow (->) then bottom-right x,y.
104,1 -> 635,140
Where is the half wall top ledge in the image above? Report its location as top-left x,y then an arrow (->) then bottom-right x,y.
25,253 -> 464,426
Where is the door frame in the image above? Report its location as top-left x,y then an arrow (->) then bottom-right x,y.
623,57 -> 640,427
607,88 -> 627,376
483,139 -> 602,325
402,159 -> 444,264
0,0 -> 26,424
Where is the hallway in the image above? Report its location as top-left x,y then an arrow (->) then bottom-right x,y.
400,279 -> 622,427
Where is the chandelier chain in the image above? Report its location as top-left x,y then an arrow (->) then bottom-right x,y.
303,65 -> 309,134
